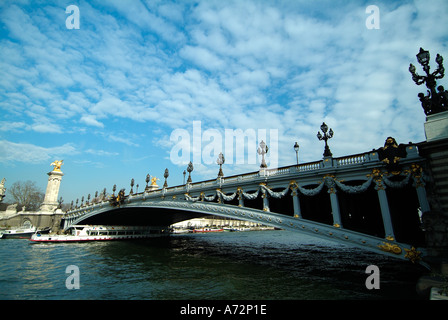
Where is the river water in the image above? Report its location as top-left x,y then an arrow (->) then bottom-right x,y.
0,230 -> 426,300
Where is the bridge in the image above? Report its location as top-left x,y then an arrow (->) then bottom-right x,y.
62,138 -> 430,267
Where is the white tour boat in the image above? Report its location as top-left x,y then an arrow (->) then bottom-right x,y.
29,225 -> 169,242
1,226 -> 50,239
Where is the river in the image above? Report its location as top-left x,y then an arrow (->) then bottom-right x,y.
0,230 -> 426,300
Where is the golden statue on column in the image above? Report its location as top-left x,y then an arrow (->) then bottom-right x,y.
50,160 -> 64,172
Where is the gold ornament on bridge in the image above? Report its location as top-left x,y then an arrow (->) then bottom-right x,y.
404,246 -> 422,264
378,242 -> 402,255
151,176 -> 159,186
368,168 -> 385,190
410,164 -> 425,188
50,160 -> 63,172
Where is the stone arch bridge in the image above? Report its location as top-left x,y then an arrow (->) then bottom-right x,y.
63,143 -> 430,267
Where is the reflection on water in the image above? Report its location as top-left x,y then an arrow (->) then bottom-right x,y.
0,230 -> 426,300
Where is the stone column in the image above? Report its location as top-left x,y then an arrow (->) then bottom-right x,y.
417,114 -> 448,279
0,178 -> 6,203
424,110 -> 448,142
40,169 -> 64,213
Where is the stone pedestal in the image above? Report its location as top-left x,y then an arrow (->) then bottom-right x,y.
417,111 -> 448,295
424,111 -> 448,142
40,170 -> 64,213
146,184 -> 159,192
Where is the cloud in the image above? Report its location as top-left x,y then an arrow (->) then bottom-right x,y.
85,149 -> 119,157
0,121 -> 28,132
80,114 -> 104,128
30,122 -> 63,134
105,132 -> 140,147
180,46 -> 225,71
0,140 -> 77,165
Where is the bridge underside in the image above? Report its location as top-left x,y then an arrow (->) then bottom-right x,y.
77,207 -> 208,227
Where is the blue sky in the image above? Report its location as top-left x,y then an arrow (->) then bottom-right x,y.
0,0 -> 447,204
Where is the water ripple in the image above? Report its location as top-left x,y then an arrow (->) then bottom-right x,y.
0,231 -> 426,300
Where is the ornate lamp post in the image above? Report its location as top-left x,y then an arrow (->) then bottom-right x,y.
130,178 -> 134,195
217,152 -> 225,177
317,122 -> 334,157
183,170 -> 186,185
293,142 -> 300,165
257,140 -> 268,168
409,47 -> 447,115
145,174 -> 150,191
163,168 -> 169,188
186,161 -> 194,183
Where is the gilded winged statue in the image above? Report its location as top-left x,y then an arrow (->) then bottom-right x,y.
151,176 -> 159,186
51,160 -> 64,172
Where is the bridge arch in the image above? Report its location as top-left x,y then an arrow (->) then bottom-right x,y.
64,198 -> 427,267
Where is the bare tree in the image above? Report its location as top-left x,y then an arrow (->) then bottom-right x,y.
6,181 -> 44,211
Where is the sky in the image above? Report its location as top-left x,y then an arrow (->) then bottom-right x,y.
0,0 -> 447,205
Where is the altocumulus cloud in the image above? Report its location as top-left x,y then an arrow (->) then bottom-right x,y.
0,140 -> 78,165
0,0 -> 447,182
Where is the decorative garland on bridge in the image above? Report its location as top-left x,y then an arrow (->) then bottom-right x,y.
184,167 -> 422,203
334,177 -> 373,194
